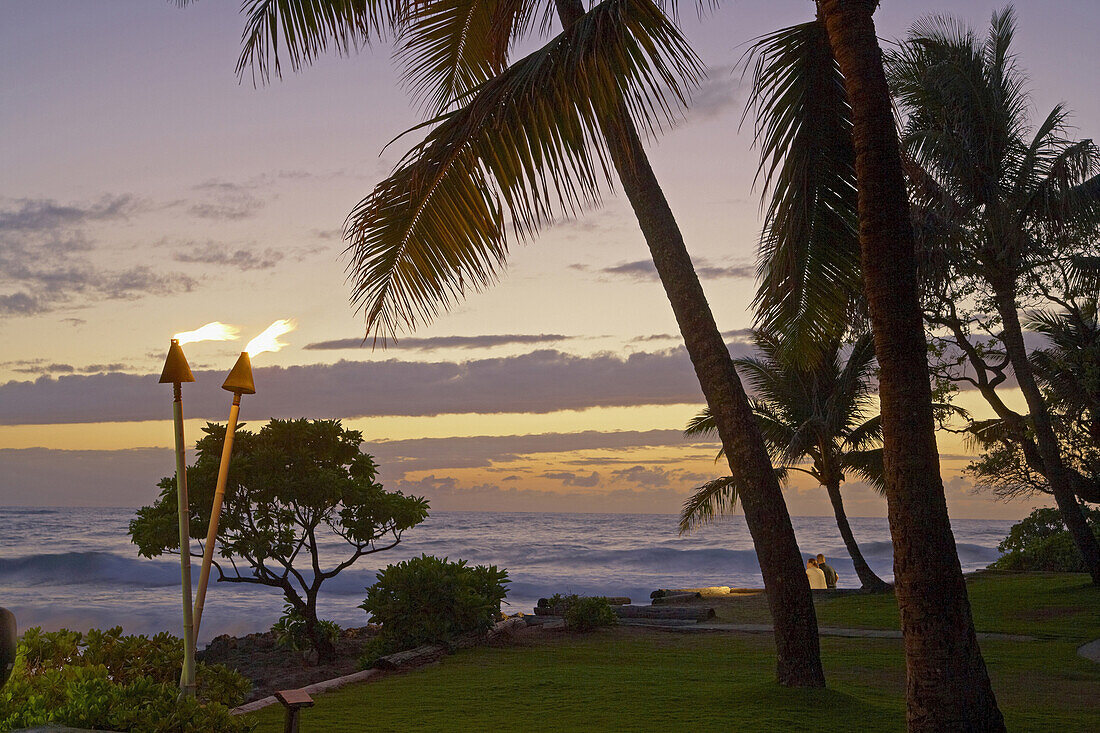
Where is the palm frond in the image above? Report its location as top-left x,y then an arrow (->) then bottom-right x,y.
345,0 -> 703,339
743,20 -> 861,362
678,475 -> 739,534
236,0 -> 398,83
397,0 -> 547,115
840,448 -> 886,495
683,405 -> 716,437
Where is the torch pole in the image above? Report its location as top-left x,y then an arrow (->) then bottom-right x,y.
171,383 -> 197,697
192,392 -> 241,639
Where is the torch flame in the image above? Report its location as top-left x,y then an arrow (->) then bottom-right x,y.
174,322 -> 240,345
245,319 -> 296,356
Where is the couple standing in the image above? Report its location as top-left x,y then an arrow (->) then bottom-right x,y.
805,554 -> 838,589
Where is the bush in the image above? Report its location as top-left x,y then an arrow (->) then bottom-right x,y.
0,626 -> 251,732
359,554 -> 508,659
542,594 -> 617,632
990,506 -> 1100,572
271,604 -> 341,653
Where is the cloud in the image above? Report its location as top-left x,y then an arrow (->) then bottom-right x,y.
4,346 -> 793,426
187,181 -> 264,220
0,196 -> 194,315
390,474 -> 692,513
0,358 -> 135,376
539,471 -> 601,487
304,333 -> 570,351
608,465 -> 711,489
0,196 -> 138,234
172,242 -> 284,271
588,258 -> 755,283
0,447 -> 173,507
689,66 -> 742,120
367,429 -> 699,479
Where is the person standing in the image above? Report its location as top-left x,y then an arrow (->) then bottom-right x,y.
806,558 -> 827,589
816,554 -> 839,589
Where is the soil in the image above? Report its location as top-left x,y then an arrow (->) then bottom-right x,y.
198,626 -> 381,702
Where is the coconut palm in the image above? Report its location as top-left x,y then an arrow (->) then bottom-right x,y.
967,297 -> 1100,502
783,1 -> 1006,727
680,332 -> 889,591
225,0 -> 824,686
888,7 -> 1100,582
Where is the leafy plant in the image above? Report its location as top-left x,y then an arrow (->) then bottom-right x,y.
990,507 -> 1100,572
271,604 -> 341,653
360,554 -> 508,659
561,596 -> 617,632
130,418 -> 429,662
0,626 -> 251,732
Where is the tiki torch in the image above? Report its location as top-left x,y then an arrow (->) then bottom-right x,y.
193,319 -> 296,640
160,322 -> 239,697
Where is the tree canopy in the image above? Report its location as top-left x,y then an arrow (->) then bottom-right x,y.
130,418 -> 428,660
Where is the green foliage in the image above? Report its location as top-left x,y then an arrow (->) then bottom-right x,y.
271,604 -> 341,652
129,418 -> 428,658
990,507 -> 1100,572
0,626 -> 250,732
360,554 -> 508,656
558,595 -> 617,632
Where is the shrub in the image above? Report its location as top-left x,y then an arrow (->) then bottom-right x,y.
271,604 -> 341,653
542,594 -> 617,632
0,626 -> 251,732
990,506 -> 1100,572
359,554 -> 508,658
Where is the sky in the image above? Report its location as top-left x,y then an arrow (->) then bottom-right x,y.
1,0 -> 1097,518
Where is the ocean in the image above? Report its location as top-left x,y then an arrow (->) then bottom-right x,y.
0,507 -> 1012,644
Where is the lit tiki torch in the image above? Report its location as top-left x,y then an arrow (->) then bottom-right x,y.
193,319 -> 296,640
159,322 -> 239,697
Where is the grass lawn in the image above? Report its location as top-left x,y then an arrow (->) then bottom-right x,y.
244,573 -> 1099,732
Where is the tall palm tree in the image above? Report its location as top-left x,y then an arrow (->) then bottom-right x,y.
888,7 -> 1100,582
681,332 -> 890,591
812,0 -> 1005,728
225,0 -> 824,686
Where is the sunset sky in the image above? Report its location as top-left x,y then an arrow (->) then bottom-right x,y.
2,0 -> 1097,518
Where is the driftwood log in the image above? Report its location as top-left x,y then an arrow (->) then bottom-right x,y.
614,605 -> 715,621
651,586 -> 731,599
372,644 -> 446,670
651,592 -> 702,605
536,605 -> 715,621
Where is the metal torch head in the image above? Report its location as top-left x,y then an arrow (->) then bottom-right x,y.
222,352 -> 256,395
159,339 -> 196,384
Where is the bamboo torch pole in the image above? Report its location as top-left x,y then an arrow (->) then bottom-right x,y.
159,339 -> 197,698
193,352 -> 255,640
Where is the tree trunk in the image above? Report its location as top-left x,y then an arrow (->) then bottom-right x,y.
824,477 -> 888,591
303,598 -> 336,664
555,0 -> 824,688
992,283 -> 1100,582
817,0 -> 1005,729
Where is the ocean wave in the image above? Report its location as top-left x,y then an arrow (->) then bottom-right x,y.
0,552 -> 180,588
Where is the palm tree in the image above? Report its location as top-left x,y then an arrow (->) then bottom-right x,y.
888,7 -> 1100,582
967,297 -> 1100,502
1029,297 -> 1100,446
225,0 -> 824,686
810,0 -> 1006,728
681,332 -> 889,591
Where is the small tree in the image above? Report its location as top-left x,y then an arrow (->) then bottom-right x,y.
130,418 -> 428,663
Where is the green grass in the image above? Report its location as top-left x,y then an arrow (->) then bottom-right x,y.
711,572 -> 1099,640
244,574 -> 1099,732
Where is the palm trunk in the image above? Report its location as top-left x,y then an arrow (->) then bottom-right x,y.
555,0 -> 824,688
817,0 -> 1004,729
992,282 -> 1100,582
824,477 -> 888,591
